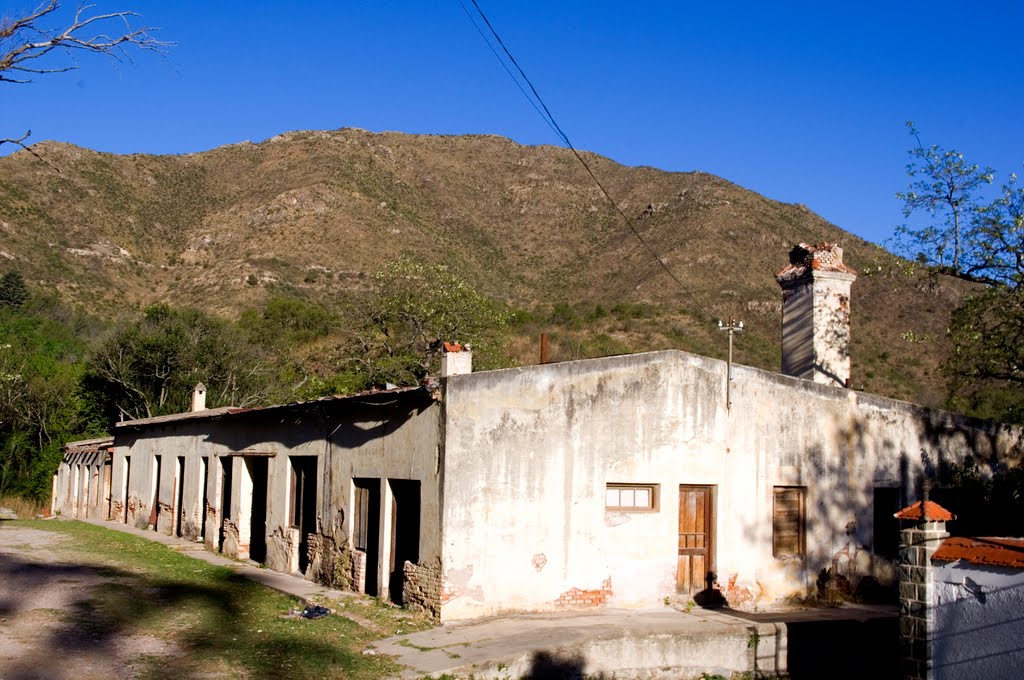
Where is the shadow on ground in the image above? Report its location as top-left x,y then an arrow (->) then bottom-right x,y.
0,546 -> 384,679
526,651 -> 608,679
724,606 -> 900,680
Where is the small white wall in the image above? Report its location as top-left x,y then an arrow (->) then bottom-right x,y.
931,561 -> 1024,679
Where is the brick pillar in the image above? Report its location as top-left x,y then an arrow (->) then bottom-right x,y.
899,519 -> 948,680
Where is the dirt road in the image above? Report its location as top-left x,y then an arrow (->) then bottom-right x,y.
0,523 -> 179,680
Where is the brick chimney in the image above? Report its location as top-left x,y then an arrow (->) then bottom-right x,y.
775,243 -> 857,388
191,382 -> 207,411
440,342 -> 472,377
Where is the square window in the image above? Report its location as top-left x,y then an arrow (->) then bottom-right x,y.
605,483 -> 658,512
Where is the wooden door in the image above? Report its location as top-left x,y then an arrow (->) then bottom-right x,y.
677,485 -> 714,595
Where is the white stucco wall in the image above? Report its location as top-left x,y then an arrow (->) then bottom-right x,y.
439,349 -> 1022,621
931,561 -> 1024,679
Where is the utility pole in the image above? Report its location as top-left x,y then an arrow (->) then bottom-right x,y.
718,318 -> 744,411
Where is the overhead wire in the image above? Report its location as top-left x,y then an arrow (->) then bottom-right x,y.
458,0 -> 713,320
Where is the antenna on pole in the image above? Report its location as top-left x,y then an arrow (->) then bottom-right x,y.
718,318 -> 744,411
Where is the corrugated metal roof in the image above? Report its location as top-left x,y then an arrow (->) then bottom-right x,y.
933,537 -> 1024,569
62,436 -> 114,453
114,384 -> 427,429
894,500 -> 956,521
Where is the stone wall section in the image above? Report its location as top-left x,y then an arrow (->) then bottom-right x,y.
899,521 -> 949,680
403,559 -> 442,620
305,533 -> 353,590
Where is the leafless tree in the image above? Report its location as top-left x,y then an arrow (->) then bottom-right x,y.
0,0 -> 171,161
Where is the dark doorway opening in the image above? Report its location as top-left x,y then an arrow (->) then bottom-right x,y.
289,456 -> 318,574
122,456 -> 131,524
175,455 -> 186,537
246,457 -> 269,564
199,457 -> 209,542
873,486 -> 902,559
388,479 -> 421,605
218,457 -> 233,552
353,478 -> 381,596
149,455 -> 163,529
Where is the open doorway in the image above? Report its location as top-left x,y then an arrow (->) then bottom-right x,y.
174,456 -> 185,537
199,457 -> 209,542
218,457 -> 233,551
149,455 -> 162,530
122,456 -> 131,524
353,478 -> 381,596
289,456 -> 318,574
244,456 -> 269,564
388,479 -> 421,606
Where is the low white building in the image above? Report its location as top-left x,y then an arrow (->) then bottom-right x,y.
52,244 -> 1024,621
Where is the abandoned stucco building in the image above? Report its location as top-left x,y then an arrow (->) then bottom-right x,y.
53,244 -> 1023,621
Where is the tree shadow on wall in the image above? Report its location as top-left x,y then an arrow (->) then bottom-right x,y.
727,407 -> 1023,679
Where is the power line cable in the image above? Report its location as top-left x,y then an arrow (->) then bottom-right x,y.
459,1 -> 712,319
456,1 -> 560,140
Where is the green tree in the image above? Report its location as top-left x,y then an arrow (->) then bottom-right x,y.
340,259 -> 512,387
894,122 -> 995,279
0,308 -> 101,499
88,304 -> 271,420
0,270 -> 29,308
896,127 -> 1024,422
239,295 -> 338,349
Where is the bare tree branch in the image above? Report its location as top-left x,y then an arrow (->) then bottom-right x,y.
0,0 -> 173,156
0,128 -> 62,171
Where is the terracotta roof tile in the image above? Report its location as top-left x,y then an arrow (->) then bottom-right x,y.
443,341 -> 464,353
933,537 -> 1024,569
894,500 -> 956,521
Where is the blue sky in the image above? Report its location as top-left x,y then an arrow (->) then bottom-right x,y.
5,1 -> 1022,246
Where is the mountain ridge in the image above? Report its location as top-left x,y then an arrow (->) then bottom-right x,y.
0,127 -> 968,407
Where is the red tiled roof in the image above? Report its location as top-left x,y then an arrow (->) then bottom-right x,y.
933,537 -> 1024,569
443,341 -> 464,353
894,500 -> 956,521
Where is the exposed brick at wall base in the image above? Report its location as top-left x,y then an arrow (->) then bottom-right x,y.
127,495 -> 144,529
305,533 -> 353,590
555,578 -> 613,608
441,582 -> 460,605
403,559 -> 442,621
351,550 -> 367,594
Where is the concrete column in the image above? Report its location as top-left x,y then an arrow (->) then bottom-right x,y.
899,520 -> 949,680
380,479 -> 395,601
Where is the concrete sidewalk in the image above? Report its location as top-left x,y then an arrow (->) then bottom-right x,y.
71,518 -> 895,679
373,606 -> 786,679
